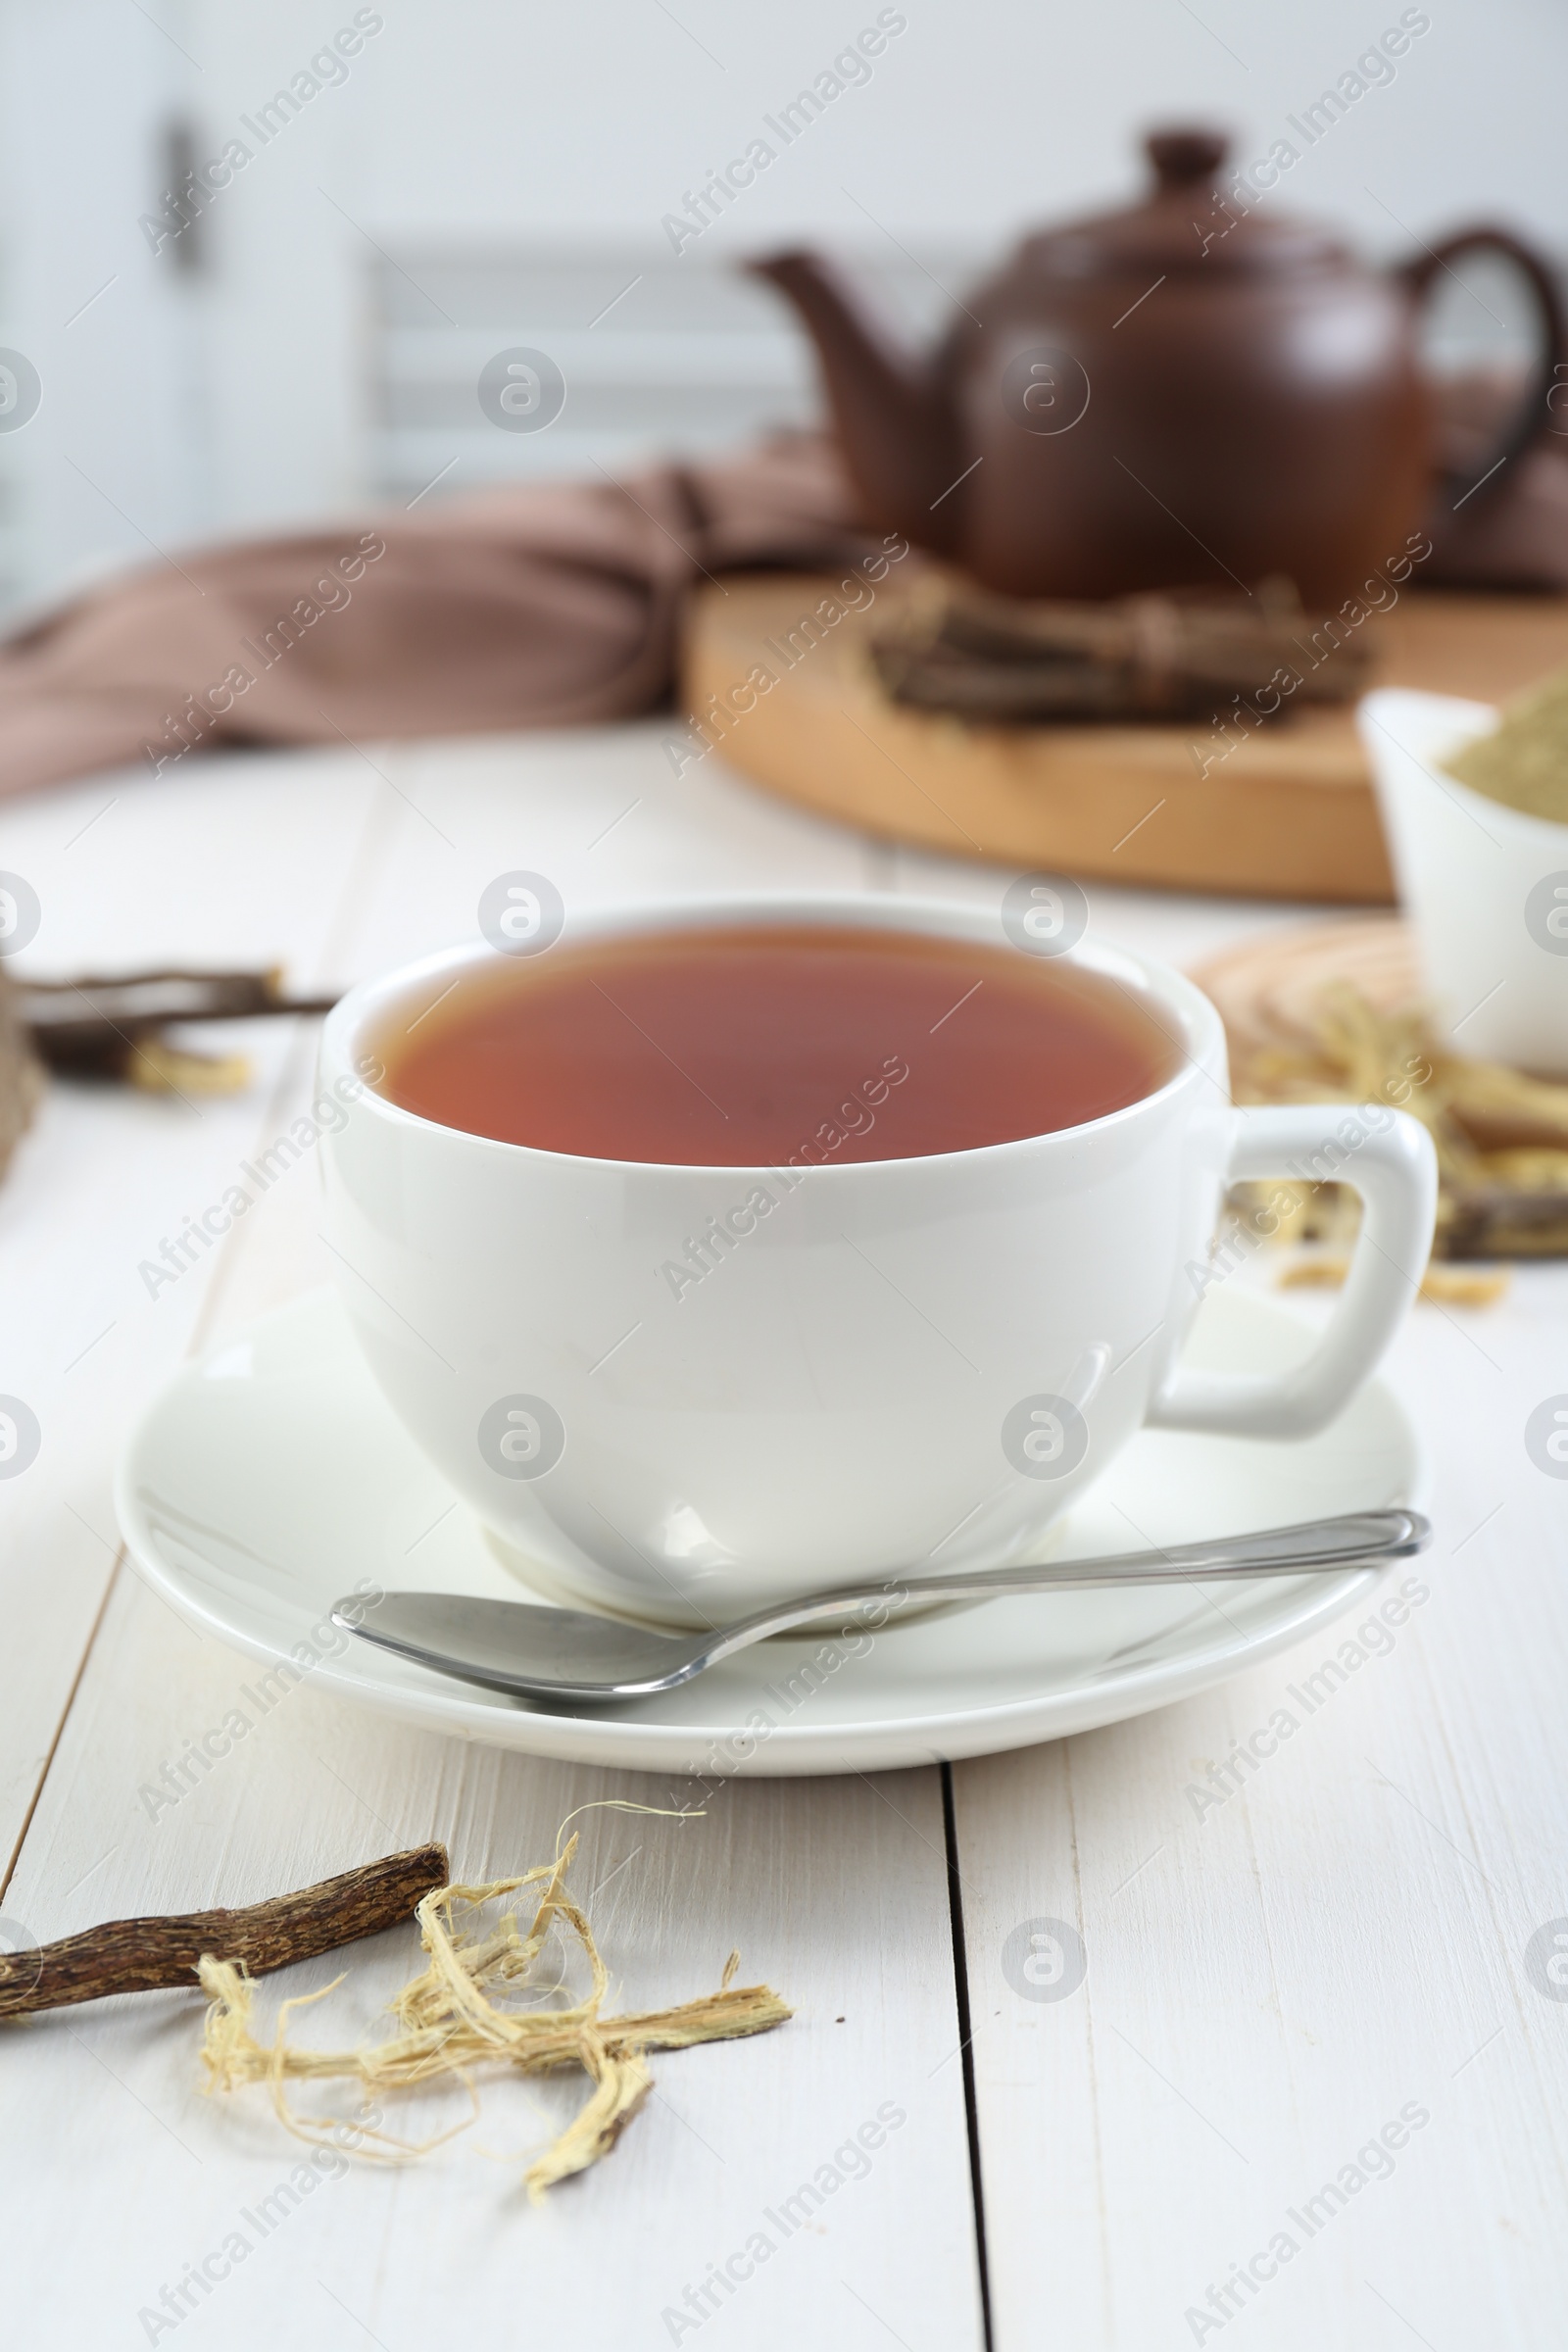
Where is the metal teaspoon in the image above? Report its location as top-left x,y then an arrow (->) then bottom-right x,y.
330,1507 -> 1430,1706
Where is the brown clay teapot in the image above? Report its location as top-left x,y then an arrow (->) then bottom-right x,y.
753,128 -> 1565,605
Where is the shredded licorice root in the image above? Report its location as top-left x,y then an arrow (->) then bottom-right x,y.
1224,976 -> 1568,1267
198,1831 -> 790,2201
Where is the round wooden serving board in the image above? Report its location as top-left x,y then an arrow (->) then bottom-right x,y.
681,577 -> 1568,902
1189,916 -> 1420,1051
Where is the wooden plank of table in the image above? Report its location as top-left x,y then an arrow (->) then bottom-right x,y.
953,1260 -> 1568,2348
884,833 -> 1342,979
0,752 -> 381,1874
0,728 -> 987,2347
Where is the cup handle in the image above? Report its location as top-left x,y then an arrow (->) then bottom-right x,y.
1146,1104 -> 1437,1441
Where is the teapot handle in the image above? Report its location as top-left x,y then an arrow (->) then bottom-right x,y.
1401,227 -> 1568,507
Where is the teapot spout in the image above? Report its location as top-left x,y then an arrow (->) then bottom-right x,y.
750,250 -> 963,552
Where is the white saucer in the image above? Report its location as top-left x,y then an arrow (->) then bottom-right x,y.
115,1287 -> 1425,1778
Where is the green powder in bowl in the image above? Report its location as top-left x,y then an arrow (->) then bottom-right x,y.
1445,666 -> 1568,823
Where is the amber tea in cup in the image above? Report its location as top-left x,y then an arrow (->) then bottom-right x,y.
376,922 -> 1176,1165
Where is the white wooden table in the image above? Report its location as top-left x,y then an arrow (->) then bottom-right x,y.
0,723 -> 1562,2350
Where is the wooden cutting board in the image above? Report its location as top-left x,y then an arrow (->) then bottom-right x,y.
680,577 -> 1568,902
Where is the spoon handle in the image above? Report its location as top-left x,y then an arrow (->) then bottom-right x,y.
707,1509 -> 1430,1660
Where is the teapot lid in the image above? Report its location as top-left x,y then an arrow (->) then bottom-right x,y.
1023,128 -> 1348,277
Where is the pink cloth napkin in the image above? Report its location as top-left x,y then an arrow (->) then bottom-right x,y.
0,435 -> 864,797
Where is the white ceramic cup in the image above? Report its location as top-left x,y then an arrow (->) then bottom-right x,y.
1359,686 -> 1568,1076
318,895 -> 1436,1627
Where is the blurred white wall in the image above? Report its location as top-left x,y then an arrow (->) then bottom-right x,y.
0,0 -> 1560,610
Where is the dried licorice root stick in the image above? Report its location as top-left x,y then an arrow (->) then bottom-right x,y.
0,1843 -> 449,2020
198,1836 -> 794,2199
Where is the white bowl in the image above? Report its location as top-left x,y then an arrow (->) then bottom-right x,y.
1359,687 -> 1568,1076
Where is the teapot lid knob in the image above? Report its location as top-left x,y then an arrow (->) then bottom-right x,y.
1145,126 -> 1229,188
